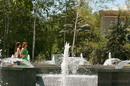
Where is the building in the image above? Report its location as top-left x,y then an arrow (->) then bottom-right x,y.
100,5 -> 130,35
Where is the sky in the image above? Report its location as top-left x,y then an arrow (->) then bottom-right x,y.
91,0 -> 126,12
108,0 -> 125,8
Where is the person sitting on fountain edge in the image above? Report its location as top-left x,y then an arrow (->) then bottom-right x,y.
14,42 -> 21,58
20,42 -> 30,62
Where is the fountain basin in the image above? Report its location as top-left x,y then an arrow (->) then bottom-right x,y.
36,74 -> 97,86
0,67 -> 37,86
35,64 -> 130,86
34,64 -> 99,75
97,67 -> 130,86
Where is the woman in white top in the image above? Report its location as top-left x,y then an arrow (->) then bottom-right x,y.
14,42 -> 21,58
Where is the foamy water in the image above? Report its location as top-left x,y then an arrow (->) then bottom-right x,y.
61,43 -> 70,86
60,43 -> 91,86
0,58 -> 34,67
115,60 -> 130,69
37,74 -> 97,86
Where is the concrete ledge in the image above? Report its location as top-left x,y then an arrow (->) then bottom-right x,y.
97,68 -> 130,86
0,67 -> 37,86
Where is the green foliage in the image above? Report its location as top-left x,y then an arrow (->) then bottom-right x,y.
0,0 -> 33,57
106,14 -> 129,60
0,0 -> 107,62
0,0 -> 129,64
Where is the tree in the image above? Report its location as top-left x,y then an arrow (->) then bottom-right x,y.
106,13 -> 129,60
0,0 -> 33,58
71,0 -> 80,56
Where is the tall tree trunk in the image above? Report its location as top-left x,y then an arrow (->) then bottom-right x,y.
71,1 -> 80,56
2,1 -> 6,58
32,15 -> 36,61
5,0 -> 10,57
32,1 -> 38,61
4,2 -> 7,57
6,14 -> 10,57
3,23 -> 6,57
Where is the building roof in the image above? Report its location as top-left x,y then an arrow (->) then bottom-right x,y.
100,5 -> 130,16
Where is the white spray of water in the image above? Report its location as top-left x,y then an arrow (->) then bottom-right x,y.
39,74 -> 97,86
104,52 -> 121,65
108,52 -> 111,59
0,57 -> 34,85
68,57 -> 88,74
115,60 -> 130,69
80,53 -> 83,58
0,58 -> 34,67
61,43 -> 70,86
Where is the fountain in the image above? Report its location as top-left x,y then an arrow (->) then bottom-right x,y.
0,57 -> 34,67
36,43 -> 97,86
115,60 -> 130,69
0,57 -> 36,86
1,44 -> 130,86
98,52 -> 130,86
0,49 -> 2,57
40,55 -> 56,65
60,43 -> 70,86
103,52 -> 121,65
